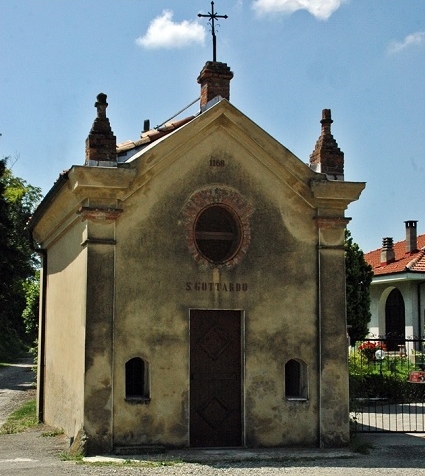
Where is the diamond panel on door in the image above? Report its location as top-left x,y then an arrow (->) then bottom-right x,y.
199,327 -> 230,360
190,310 -> 242,447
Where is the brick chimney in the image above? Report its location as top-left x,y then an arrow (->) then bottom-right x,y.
197,61 -> 234,109
380,237 -> 395,265
85,93 -> 117,166
309,109 -> 344,180
405,220 -> 418,253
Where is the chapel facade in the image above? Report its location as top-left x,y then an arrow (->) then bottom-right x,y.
30,61 -> 365,454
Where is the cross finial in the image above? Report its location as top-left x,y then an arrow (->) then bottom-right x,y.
198,1 -> 228,62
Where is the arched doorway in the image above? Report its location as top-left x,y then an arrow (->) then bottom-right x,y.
385,288 -> 405,351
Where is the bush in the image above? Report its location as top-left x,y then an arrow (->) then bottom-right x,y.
0,327 -> 27,362
349,348 -> 425,407
350,373 -> 425,404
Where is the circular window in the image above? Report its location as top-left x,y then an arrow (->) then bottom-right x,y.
194,205 -> 241,264
182,186 -> 253,269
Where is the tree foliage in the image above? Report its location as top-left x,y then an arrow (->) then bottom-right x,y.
0,158 -> 42,360
345,229 -> 374,345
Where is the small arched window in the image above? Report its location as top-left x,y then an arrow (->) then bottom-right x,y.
125,357 -> 150,402
285,359 -> 308,400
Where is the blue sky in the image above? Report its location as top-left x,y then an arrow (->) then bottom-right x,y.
1,0 -> 424,252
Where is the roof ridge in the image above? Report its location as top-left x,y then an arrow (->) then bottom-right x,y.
392,232 -> 425,248
365,233 -> 425,255
406,247 -> 425,270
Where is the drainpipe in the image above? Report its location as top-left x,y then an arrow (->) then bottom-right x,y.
317,224 -> 323,448
29,237 -> 47,422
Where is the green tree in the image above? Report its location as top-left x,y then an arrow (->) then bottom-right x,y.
345,229 -> 374,345
0,158 -> 42,360
22,270 -> 40,340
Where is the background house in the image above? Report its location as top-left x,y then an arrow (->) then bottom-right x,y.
364,221 -> 425,349
29,61 -> 365,454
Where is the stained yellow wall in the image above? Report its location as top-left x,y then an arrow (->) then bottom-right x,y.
42,220 -> 87,438
110,121 -> 336,448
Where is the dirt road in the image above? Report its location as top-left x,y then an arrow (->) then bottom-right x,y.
0,357 -> 35,427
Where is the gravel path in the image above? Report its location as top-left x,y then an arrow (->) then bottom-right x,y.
0,357 -> 36,427
2,361 -> 425,475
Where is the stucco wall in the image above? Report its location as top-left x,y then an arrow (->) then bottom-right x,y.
83,238 -> 116,453
42,220 -> 87,438
111,127 -> 325,447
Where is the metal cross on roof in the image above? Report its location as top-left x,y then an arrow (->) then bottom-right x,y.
198,1 -> 228,62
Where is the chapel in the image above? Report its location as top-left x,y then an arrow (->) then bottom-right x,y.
30,60 -> 365,454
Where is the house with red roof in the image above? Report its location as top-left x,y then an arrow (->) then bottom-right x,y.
364,221 -> 425,349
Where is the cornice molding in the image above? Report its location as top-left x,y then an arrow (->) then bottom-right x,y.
77,206 -> 123,222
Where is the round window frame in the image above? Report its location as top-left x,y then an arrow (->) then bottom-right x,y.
182,187 -> 253,269
193,204 -> 243,265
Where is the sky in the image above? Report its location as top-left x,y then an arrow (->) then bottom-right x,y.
1,0 -> 424,253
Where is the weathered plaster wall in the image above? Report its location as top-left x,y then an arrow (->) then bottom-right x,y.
317,244 -> 349,446
111,124 -> 327,448
42,220 -> 87,438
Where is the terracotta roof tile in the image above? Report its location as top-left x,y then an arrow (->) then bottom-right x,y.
116,116 -> 195,155
364,234 -> 425,275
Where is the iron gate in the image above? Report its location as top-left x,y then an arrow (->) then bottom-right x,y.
350,336 -> 425,433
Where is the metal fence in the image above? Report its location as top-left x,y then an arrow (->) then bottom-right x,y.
349,336 -> 425,433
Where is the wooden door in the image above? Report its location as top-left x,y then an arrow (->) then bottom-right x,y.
385,288 -> 405,351
190,310 -> 242,447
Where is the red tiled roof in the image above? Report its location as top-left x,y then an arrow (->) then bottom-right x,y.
116,116 -> 195,155
364,234 -> 425,275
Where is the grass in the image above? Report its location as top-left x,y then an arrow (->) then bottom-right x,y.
42,429 -> 64,437
60,452 -> 83,462
0,399 -> 38,434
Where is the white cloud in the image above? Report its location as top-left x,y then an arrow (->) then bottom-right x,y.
136,10 -> 206,49
251,0 -> 344,20
388,31 -> 425,54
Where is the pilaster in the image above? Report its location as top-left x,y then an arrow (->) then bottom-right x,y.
315,216 -> 350,446
81,207 -> 121,454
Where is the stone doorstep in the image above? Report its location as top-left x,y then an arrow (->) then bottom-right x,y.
168,448 -> 355,463
84,447 -> 355,465
114,445 -> 166,455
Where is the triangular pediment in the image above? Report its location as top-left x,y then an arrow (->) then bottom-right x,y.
120,99 -> 322,206
112,100 -> 364,213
